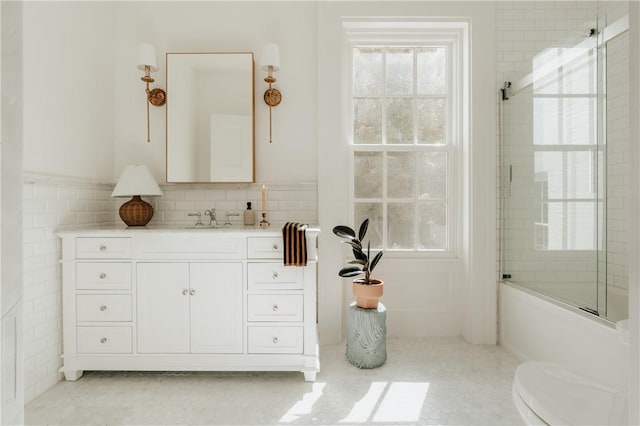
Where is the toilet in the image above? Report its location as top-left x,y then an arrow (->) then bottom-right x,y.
512,362 -> 628,425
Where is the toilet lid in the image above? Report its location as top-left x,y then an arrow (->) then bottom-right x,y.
514,362 -> 628,426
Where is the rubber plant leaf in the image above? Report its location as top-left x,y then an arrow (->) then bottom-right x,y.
339,266 -> 364,277
358,218 -> 369,242
352,247 -> 367,262
369,250 -> 384,273
342,241 -> 362,250
333,225 -> 356,239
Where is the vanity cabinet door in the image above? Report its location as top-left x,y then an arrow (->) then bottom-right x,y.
137,263 -> 190,353
189,263 -> 243,354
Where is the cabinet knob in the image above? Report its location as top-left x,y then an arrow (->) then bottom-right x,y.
189,289 -> 196,296
99,273 -> 106,279
100,337 -> 107,344
272,337 -> 278,344
99,245 -> 107,251
272,244 -> 279,251
182,289 -> 189,296
272,304 -> 279,312
100,305 -> 107,311
272,272 -> 279,280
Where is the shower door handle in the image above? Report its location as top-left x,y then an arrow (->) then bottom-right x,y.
505,164 -> 512,198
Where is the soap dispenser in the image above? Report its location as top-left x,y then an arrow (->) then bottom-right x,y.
244,202 -> 255,226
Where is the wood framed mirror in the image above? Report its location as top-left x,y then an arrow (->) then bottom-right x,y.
166,52 -> 255,183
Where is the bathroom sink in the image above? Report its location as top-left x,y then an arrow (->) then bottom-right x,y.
184,225 -> 223,230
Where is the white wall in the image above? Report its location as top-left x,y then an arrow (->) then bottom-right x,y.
23,2 -> 115,180
2,1 -> 25,423
112,1 -> 318,185
317,1 -> 497,344
22,176 -> 114,403
21,1 -> 118,404
627,2 -> 639,423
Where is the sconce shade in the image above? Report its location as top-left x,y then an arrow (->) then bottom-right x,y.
137,42 -> 158,72
260,43 -> 280,72
112,165 -> 162,226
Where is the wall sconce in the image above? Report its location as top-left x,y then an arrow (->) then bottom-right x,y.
137,42 -> 167,143
260,43 -> 281,144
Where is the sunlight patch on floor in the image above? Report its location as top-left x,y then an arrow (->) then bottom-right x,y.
373,382 -> 430,422
339,382 -> 387,423
339,382 -> 430,424
279,382 -> 326,423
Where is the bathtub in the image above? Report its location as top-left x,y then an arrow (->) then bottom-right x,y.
499,282 -> 629,392
514,280 -> 629,322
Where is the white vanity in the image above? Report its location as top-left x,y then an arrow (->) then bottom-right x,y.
57,226 -> 320,381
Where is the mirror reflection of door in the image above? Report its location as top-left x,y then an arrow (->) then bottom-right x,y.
166,52 -> 255,183
210,114 -> 252,181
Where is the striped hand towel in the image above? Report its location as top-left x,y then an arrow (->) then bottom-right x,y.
282,222 -> 308,266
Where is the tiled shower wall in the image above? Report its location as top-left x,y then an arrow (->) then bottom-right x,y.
496,2 -> 629,314
22,175 -> 317,403
605,29 -> 629,292
496,1 -> 599,289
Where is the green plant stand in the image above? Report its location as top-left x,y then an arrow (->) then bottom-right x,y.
346,302 -> 387,368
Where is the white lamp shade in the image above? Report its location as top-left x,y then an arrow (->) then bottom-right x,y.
260,43 -> 280,72
112,165 -> 163,197
137,42 -> 158,72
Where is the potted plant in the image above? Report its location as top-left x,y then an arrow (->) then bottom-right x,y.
333,218 -> 384,309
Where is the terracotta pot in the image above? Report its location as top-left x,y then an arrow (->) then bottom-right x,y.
353,279 -> 383,309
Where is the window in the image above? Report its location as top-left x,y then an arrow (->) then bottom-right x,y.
347,23 -> 466,254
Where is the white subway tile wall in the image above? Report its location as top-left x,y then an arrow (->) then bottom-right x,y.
120,183 -> 318,227
23,176 -> 317,403
605,30 -> 629,292
23,175 -> 115,403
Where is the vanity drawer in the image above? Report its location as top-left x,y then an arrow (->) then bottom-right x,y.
247,294 -> 303,322
77,326 -> 132,354
247,237 -> 283,259
248,263 -> 303,290
76,237 -> 132,259
76,295 -> 132,322
76,263 -> 132,290
247,326 -> 303,354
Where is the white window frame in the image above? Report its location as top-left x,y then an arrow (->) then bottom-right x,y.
343,19 -> 468,258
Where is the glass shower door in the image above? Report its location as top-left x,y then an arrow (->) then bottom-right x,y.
501,27 -> 603,315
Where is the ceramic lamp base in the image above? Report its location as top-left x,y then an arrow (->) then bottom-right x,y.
119,195 -> 153,226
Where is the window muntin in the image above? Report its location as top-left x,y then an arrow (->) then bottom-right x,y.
350,43 -> 456,253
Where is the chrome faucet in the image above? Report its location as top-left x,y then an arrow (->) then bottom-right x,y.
187,212 -> 203,227
204,208 -> 217,227
224,211 -> 240,227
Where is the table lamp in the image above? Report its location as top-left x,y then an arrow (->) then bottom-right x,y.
111,165 -> 163,226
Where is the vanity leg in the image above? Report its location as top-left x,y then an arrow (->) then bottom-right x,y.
303,371 -> 317,382
63,369 -> 84,381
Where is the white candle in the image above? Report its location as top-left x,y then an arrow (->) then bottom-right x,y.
262,185 -> 266,213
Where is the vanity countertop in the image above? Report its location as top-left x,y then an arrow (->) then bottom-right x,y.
56,224 -> 321,237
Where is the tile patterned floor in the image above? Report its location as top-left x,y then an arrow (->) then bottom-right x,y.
25,337 -> 524,425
